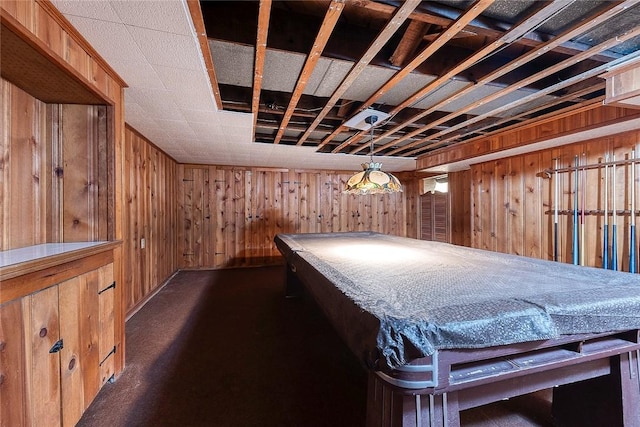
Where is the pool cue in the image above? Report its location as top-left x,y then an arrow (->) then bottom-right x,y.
612,154 -> 618,271
554,158 -> 559,262
572,155 -> 579,265
603,155 -> 609,270
580,154 -> 585,266
630,150 -> 636,273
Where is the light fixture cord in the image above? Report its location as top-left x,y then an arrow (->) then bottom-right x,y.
367,115 -> 378,164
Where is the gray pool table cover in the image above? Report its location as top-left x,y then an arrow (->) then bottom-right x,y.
276,232 -> 640,369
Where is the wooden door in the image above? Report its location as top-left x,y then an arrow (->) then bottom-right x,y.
421,192 -> 449,242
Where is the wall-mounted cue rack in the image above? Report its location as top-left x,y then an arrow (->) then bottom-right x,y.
542,150 -> 638,273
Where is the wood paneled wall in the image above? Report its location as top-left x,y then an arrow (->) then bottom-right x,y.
467,129 -> 640,270
122,126 -> 177,314
1,80 -> 109,250
449,169 -> 471,247
177,165 -> 419,269
123,126 -> 177,312
1,79 -> 47,249
418,104 -> 640,171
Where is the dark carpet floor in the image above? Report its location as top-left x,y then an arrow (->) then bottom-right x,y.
77,266 -> 554,427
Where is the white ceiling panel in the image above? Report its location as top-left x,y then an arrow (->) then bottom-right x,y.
126,25 -> 202,70
50,0 -> 416,172
51,0 -> 121,21
107,59 -> 165,90
59,16 -> 144,63
110,0 -> 190,35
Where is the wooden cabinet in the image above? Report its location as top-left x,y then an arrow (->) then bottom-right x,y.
1,0 -> 127,400
0,242 -> 118,427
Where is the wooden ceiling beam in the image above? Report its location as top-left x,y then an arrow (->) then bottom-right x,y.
295,0 -> 422,146
187,0 -> 222,109
366,0 -> 635,156
252,0 -> 272,135
359,0 -> 622,61
348,0 -> 590,155
406,86 -> 605,157
326,0 -> 495,153
384,22 -> 640,156
273,0 -> 344,144
389,20 -> 431,67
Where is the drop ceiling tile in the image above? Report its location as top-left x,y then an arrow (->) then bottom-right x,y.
182,109 -> 222,125
343,65 -> 396,102
466,89 -> 533,116
127,25 -> 201,70
310,58 -> 352,97
412,80 -> 472,110
189,121 -> 226,139
496,95 -> 558,118
127,87 -> 184,120
209,40 -> 254,87
109,59 -> 165,90
50,0 -> 121,22
378,73 -> 436,107
58,16 -> 143,63
262,50 -> 305,93
154,66 -> 215,110
155,119 -> 195,134
218,110 -> 253,128
110,0 -> 191,35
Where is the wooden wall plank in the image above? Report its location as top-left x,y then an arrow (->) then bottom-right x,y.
58,274 -> 96,427
2,79 -> 46,250
464,128 -> 640,270
122,126 -> 177,314
24,285 -> 61,427
0,298 -> 27,426
97,263 -> 115,385
417,105 -> 640,171
176,166 -> 421,269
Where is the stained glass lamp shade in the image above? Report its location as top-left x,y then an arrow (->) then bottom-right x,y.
344,115 -> 403,195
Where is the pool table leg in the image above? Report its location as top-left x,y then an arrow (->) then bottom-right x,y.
366,372 -> 460,427
284,263 -> 304,297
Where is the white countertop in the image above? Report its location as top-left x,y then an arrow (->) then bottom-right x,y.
0,242 -> 110,268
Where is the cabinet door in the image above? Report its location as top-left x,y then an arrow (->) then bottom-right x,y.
0,298 -> 28,427
26,286 -> 62,426
58,262 -> 115,427
59,273 -> 99,427
97,263 -> 115,384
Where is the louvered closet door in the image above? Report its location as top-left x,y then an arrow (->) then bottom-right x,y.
421,192 -> 449,242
